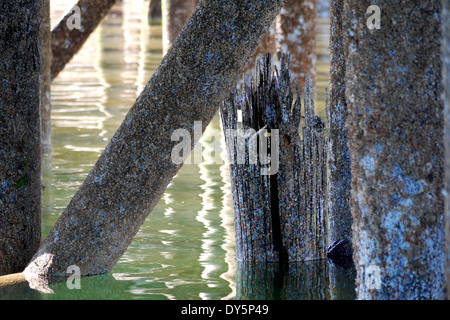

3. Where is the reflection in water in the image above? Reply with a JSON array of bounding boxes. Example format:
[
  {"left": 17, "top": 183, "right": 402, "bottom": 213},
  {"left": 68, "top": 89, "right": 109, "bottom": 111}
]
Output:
[
  {"left": 136, "top": 0, "right": 152, "bottom": 94},
  {"left": 235, "top": 261, "right": 327, "bottom": 300},
  {"left": 219, "top": 122, "right": 238, "bottom": 300},
  {"left": 195, "top": 117, "right": 235, "bottom": 300},
  {"left": 198, "top": 131, "right": 219, "bottom": 299},
  {"left": 236, "top": 260, "right": 355, "bottom": 300},
  {"left": 328, "top": 259, "right": 357, "bottom": 300}
]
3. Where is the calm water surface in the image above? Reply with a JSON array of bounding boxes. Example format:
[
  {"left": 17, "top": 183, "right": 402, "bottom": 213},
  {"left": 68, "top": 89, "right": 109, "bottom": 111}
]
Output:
[{"left": 2, "top": 0, "right": 355, "bottom": 300}]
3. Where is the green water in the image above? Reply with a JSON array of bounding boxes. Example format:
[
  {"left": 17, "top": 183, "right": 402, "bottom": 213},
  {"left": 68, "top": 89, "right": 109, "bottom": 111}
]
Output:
[{"left": 1, "top": 0, "right": 355, "bottom": 300}]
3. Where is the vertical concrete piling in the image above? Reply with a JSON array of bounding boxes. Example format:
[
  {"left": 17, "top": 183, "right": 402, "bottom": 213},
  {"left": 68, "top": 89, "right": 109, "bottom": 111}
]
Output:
[
  {"left": 327, "top": 0, "right": 352, "bottom": 250},
  {"left": 40, "top": 0, "right": 52, "bottom": 154},
  {"left": 344, "top": 0, "right": 445, "bottom": 299},
  {"left": 276, "top": 0, "right": 317, "bottom": 90},
  {"left": 242, "top": 23, "right": 278, "bottom": 86},
  {"left": 0, "top": 0, "right": 42, "bottom": 276}
]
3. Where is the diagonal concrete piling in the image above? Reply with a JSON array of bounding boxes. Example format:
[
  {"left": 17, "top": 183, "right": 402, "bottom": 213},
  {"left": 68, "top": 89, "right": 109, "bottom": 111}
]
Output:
[
  {"left": 51, "top": 0, "right": 119, "bottom": 80},
  {"left": 24, "top": 0, "right": 287, "bottom": 285}
]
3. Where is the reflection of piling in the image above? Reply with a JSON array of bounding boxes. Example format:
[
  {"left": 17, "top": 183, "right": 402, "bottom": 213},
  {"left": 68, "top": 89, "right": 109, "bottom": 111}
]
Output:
[
  {"left": 235, "top": 260, "right": 330, "bottom": 300},
  {"left": 220, "top": 54, "right": 328, "bottom": 263},
  {"left": 148, "top": 0, "right": 162, "bottom": 21},
  {"left": 327, "top": 258, "right": 356, "bottom": 300}
]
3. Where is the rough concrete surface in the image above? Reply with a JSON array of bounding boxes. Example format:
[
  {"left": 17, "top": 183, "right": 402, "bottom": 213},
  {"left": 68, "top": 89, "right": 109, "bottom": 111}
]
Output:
[
  {"left": 344, "top": 0, "right": 445, "bottom": 299},
  {"left": 0, "top": 0, "right": 42, "bottom": 276}
]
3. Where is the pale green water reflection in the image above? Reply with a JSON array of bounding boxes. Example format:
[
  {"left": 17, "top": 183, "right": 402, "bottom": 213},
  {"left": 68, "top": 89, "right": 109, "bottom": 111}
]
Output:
[{"left": 2, "top": 0, "right": 355, "bottom": 300}]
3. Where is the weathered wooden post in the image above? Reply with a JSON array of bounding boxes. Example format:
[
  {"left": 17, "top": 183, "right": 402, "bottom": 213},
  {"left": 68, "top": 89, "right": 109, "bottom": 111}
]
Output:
[
  {"left": 344, "top": 0, "right": 445, "bottom": 299},
  {"left": 220, "top": 87, "right": 275, "bottom": 262},
  {"left": 24, "top": 0, "right": 287, "bottom": 285},
  {"left": 0, "top": 0, "right": 43, "bottom": 276},
  {"left": 276, "top": 0, "right": 317, "bottom": 90},
  {"left": 442, "top": 0, "right": 450, "bottom": 299},
  {"left": 221, "top": 54, "right": 328, "bottom": 263}
]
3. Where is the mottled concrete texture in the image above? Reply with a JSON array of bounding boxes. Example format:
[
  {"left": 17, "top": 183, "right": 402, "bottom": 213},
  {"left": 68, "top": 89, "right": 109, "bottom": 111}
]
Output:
[
  {"left": 442, "top": 0, "right": 450, "bottom": 299},
  {"left": 276, "top": 0, "right": 317, "bottom": 89},
  {"left": 328, "top": 0, "right": 352, "bottom": 246},
  {"left": 25, "top": 0, "right": 287, "bottom": 283},
  {"left": 162, "top": 0, "right": 199, "bottom": 52},
  {"left": 51, "top": 0, "right": 118, "bottom": 80},
  {"left": 344, "top": 1, "right": 445, "bottom": 299},
  {"left": 0, "top": 1, "right": 42, "bottom": 276}
]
